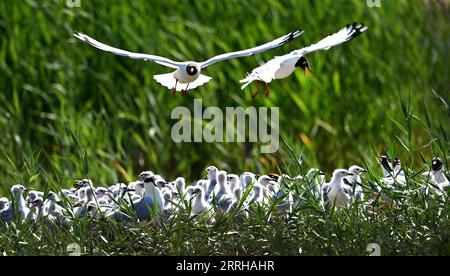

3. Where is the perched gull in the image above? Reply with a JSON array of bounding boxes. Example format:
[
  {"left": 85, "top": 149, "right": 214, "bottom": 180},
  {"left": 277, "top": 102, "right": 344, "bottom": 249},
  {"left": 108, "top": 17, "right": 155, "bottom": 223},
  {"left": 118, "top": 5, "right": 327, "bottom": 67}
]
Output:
[
  {"left": 240, "top": 172, "right": 257, "bottom": 189},
  {"left": 133, "top": 177, "right": 165, "bottom": 221},
  {"left": 240, "top": 23, "right": 367, "bottom": 97},
  {"left": 304, "top": 168, "right": 326, "bottom": 202},
  {"left": 174, "top": 177, "right": 186, "bottom": 198},
  {"left": 74, "top": 30, "right": 302, "bottom": 95},
  {"left": 29, "top": 197, "right": 46, "bottom": 222},
  {"left": 26, "top": 190, "right": 44, "bottom": 206},
  {"left": 380, "top": 157, "right": 406, "bottom": 188},
  {"left": 347, "top": 165, "right": 367, "bottom": 201},
  {"left": 215, "top": 171, "right": 230, "bottom": 203},
  {"left": 0, "top": 185, "right": 30, "bottom": 223},
  {"left": 431, "top": 157, "right": 449, "bottom": 192},
  {"left": 322, "top": 169, "right": 354, "bottom": 209},
  {"left": 227, "top": 174, "right": 241, "bottom": 192},
  {"left": 227, "top": 187, "right": 243, "bottom": 213},
  {"left": 214, "top": 171, "right": 233, "bottom": 213},
  {"left": 204, "top": 166, "right": 218, "bottom": 202},
  {"left": 138, "top": 171, "right": 154, "bottom": 181},
  {"left": 190, "top": 186, "right": 214, "bottom": 222},
  {"left": 245, "top": 184, "right": 265, "bottom": 206},
  {"left": 74, "top": 187, "right": 95, "bottom": 217}
]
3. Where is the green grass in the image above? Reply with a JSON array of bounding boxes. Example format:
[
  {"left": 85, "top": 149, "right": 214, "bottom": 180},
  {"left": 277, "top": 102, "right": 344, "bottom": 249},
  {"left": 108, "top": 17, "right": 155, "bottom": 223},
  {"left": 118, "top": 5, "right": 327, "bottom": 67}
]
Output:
[{"left": 0, "top": 0, "right": 449, "bottom": 255}]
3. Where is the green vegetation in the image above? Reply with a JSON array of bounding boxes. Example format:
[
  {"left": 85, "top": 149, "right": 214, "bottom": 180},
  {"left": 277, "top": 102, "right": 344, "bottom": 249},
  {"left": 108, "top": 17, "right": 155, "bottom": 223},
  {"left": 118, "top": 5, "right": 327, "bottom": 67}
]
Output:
[{"left": 0, "top": 0, "right": 448, "bottom": 255}]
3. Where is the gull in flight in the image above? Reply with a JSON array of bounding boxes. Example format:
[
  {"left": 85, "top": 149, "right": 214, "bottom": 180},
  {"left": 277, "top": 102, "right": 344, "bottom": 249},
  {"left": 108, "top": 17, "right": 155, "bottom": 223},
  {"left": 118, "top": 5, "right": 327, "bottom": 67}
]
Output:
[
  {"left": 240, "top": 22, "right": 367, "bottom": 97},
  {"left": 74, "top": 30, "right": 303, "bottom": 95}
]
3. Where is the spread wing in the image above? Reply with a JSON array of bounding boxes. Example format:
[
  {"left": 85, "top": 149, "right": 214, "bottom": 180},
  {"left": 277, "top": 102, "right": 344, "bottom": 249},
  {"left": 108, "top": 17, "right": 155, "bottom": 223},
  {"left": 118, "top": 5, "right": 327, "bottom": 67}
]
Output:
[
  {"left": 292, "top": 23, "right": 367, "bottom": 56},
  {"left": 74, "top": 32, "right": 183, "bottom": 69},
  {"left": 200, "top": 30, "right": 303, "bottom": 68}
]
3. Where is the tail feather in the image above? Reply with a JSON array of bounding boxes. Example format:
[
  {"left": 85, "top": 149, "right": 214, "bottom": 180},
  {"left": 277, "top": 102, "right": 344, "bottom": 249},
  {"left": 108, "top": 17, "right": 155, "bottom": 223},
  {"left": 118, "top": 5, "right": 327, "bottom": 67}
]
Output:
[{"left": 153, "top": 73, "right": 212, "bottom": 91}]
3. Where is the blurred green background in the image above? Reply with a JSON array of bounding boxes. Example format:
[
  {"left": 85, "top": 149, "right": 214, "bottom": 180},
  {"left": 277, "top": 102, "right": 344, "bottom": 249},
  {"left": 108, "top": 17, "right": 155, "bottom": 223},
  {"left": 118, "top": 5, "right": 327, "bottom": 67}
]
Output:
[{"left": 0, "top": 0, "right": 448, "bottom": 193}]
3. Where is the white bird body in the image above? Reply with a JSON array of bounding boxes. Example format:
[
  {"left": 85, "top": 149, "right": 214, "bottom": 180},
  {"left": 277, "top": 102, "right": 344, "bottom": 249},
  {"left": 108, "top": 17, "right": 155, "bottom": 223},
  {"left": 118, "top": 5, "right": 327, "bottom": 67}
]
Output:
[
  {"left": 322, "top": 170, "right": 353, "bottom": 209},
  {"left": 347, "top": 165, "right": 367, "bottom": 201},
  {"left": 1, "top": 185, "right": 30, "bottom": 222},
  {"left": 133, "top": 177, "right": 165, "bottom": 221},
  {"left": 191, "top": 187, "right": 214, "bottom": 221}
]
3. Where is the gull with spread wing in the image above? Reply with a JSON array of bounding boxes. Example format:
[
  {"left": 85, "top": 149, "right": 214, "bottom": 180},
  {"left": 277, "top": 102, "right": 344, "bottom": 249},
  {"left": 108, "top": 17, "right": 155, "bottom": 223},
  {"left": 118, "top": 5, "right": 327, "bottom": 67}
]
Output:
[
  {"left": 74, "top": 30, "right": 302, "bottom": 95},
  {"left": 240, "top": 23, "right": 367, "bottom": 97}
]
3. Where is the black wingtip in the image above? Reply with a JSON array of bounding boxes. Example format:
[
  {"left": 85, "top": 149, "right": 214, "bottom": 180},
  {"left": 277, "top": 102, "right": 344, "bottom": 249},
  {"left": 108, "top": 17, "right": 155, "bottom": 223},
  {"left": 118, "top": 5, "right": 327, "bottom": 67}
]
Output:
[
  {"left": 346, "top": 22, "right": 367, "bottom": 40},
  {"left": 278, "top": 30, "right": 303, "bottom": 46}
]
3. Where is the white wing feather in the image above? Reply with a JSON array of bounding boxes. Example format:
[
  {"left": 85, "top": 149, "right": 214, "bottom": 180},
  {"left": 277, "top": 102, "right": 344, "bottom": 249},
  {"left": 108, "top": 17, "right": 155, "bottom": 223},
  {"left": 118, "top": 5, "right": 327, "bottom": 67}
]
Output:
[
  {"left": 200, "top": 30, "right": 303, "bottom": 68},
  {"left": 292, "top": 23, "right": 367, "bottom": 56},
  {"left": 74, "top": 32, "right": 183, "bottom": 69}
]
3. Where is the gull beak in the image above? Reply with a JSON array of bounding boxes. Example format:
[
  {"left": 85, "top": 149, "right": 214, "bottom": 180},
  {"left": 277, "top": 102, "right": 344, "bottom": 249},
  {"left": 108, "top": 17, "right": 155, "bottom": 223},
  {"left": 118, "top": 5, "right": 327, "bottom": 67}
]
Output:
[{"left": 304, "top": 66, "right": 313, "bottom": 76}]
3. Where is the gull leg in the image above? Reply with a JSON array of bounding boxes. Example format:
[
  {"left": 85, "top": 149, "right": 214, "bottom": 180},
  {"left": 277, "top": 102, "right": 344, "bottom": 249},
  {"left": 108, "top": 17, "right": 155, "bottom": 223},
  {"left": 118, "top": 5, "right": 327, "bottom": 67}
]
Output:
[
  {"left": 182, "top": 83, "right": 190, "bottom": 96},
  {"left": 172, "top": 79, "right": 178, "bottom": 96},
  {"left": 251, "top": 81, "right": 260, "bottom": 98},
  {"left": 264, "top": 83, "right": 270, "bottom": 97}
]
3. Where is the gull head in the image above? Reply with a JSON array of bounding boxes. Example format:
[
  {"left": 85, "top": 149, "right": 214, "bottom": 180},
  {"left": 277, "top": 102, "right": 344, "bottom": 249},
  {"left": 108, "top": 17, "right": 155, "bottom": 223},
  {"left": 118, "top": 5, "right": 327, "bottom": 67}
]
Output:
[
  {"left": 332, "top": 169, "right": 353, "bottom": 180},
  {"left": 139, "top": 171, "right": 154, "bottom": 181},
  {"left": 393, "top": 157, "right": 401, "bottom": 169},
  {"left": 226, "top": 174, "right": 240, "bottom": 190},
  {"left": 206, "top": 166, "right": 218, "bottom": 179},
  {"left": 26, "top": 190, "right": 43, "bottom": 203},
  {"left": 47, "top": 192, "right": 61, "bottom": 203},
  {"left": 11, "top": 184, "right": 28, "bottom": 197},
  {"left": 143, "top": 176, "right": 156, "bottom": 185},
  {"left": 191, "top": 186, "right": 205, "bottom": 197},
  {"left": 74, "top": 179, "right": 92, "bottom": 189},
  {"left": 349, "top": 165, "right": 367, "bottom": 176},
  {"left": 155, "top": 179, "right": 167, "bottom": 189},
  {"left": 175, "top": 177, "right": 185, "bottom": 193},
  {"left": 186, "top": 63, "right": 199, "bottom": 76},
  {"left": 30, "top": 197, "right": 44, "bottom": 208},
  {"left": 431, "top": 157, "right": 443, "bottom": 172},
  {"left": 306, "top": 168, "right": 326, "bottom": 178},
  {"left": 257, "top": 175, "right": 273, "bottom": 187},
  {"left": 95, "top": 187, "right": 109, "bottom": 198},
  {"left": 295, "top": 56, "right": 312, "bottom": 75}
]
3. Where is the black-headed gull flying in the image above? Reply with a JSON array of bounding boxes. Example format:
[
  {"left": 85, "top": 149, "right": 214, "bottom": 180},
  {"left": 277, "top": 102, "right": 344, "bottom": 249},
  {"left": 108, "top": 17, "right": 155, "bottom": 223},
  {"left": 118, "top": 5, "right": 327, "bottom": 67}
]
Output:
[
  {"left": 74, "top": 30, "right": 303, "bottom": 95},
  {"left": 240, "top": 23, "right": 367, "bottom": 97}
]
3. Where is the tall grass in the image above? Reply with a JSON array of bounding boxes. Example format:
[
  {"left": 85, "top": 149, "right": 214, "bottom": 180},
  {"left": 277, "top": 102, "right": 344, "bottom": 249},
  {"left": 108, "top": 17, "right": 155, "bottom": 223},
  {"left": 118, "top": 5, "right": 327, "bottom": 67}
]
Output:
[{"left": 0, "top": 0, "right": 448, "bottom": 255}]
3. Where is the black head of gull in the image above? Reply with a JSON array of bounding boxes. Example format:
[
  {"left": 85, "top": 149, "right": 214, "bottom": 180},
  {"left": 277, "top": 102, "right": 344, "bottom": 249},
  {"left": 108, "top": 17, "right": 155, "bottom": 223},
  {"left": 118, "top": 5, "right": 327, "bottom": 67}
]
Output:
[
  {"left": 432, "top": 157, "right": 443, "bottom": 172},
  {"left": 138, "top": 171, "right": 154, "bottom": 181},
  {"left": 186, "top": 64, "right": 198, "bottom": 76},
  {"left": 295, "top": 56, "right": 312, "bottom": 75}
]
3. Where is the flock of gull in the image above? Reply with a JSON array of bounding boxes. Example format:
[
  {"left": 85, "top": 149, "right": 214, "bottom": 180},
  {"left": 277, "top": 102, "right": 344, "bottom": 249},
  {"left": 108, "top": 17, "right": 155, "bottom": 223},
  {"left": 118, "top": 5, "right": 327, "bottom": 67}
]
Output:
[{"left": 0, "top": 156, "right": 448, "bottom": 228}]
